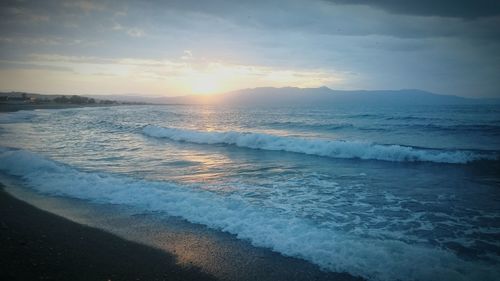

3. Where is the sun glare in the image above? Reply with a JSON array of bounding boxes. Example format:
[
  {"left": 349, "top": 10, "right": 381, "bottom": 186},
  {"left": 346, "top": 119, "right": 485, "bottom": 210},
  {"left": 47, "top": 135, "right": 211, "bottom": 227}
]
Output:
[{"left": 191, "top": 76, "right": 219, "bottom": 95}]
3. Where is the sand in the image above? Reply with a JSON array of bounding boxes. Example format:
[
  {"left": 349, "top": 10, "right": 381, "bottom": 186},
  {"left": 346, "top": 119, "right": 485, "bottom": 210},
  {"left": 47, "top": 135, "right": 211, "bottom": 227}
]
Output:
[{"left": 0, "top": 186, "right": 217, "bottom": 281}]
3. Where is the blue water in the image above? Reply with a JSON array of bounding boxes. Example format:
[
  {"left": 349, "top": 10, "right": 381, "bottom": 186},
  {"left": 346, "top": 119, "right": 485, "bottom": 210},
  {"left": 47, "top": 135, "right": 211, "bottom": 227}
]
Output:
[{"left": 0, "top": 104, "right": 499, "bottom": 281}]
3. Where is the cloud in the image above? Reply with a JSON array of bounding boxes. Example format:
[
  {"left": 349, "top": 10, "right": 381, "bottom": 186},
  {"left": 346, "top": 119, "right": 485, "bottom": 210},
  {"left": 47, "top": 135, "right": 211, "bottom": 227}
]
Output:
[
  {"left": 0, "top": 0, "right": 499, "bottom": 97},
  {"left": 324, "top": 0, "right": 500, "bottom": 19},
  {"left": 0, "top": 61, "right": 73, "bottom": 72},
  {"left": 62, "top": 0, "right": 105, "bottom": 13},
  {"left": 181, "top": 50, "right": 193, "bottom": 60},
  {"left": 126, "top": 28, "right": 145, "bottom": 38},
  {"left": 3, "top": 52, "right": 343, "bottom": 95},
  {"left": 111, "top": 21, "right": 145, "bottom": 38}
]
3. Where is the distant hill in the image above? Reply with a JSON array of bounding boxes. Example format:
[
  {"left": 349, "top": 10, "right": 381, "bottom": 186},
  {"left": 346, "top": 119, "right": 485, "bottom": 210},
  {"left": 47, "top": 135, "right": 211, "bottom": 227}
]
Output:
[
  {"left": 5, "top": 88, "right": 499, "bottom": 107},
  {"left": 0, "top": 92, "right": 63, "bottom": 100},
  {"left": 105, "top": 87, "right": 497, "bottom": 106},
  {"left": 84, "top": 94, "right": 207, "bottom": 105},
  {"left": 0, "top": 92, "right": 135, "bottom": 105}
]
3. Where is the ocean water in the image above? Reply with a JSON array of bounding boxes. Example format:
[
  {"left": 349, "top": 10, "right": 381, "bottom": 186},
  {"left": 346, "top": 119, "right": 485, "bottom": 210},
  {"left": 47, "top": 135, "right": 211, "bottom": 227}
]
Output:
[{"left": 0, "top": 104, "right": 499, "bottom": 281}]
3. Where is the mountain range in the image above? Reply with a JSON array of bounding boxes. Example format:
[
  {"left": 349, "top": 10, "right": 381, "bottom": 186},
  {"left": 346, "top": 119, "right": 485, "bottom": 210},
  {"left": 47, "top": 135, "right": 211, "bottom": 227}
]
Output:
[{"left": 86, "top": 87, "right": 499, "bottom": 106}]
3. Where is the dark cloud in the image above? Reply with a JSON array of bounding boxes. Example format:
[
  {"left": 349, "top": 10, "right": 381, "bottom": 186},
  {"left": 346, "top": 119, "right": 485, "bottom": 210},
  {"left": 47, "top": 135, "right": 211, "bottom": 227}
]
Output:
[{"left": 325, "top": 0, "right": 500, "bottom": 19}]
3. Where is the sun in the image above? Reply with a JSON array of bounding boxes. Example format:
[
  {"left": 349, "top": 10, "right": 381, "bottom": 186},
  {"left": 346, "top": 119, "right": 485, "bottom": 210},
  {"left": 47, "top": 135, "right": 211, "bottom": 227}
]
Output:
[{"left": 191, "top": 76, "right": 219, "bottom": 95}]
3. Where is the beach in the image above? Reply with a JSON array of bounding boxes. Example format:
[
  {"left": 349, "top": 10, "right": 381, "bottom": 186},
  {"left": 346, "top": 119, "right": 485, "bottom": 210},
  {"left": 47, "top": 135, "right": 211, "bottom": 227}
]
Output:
[
  {"left": 0, "top": 104, "right": 363, "bottom": 281},
  {"left": 1, "top": 104, "right": 499, "bottom": 281},
  {"left": 0, "top": 185, "right": 217, "bottom": 281},
  {"left": 0, "top": 182, "right": 362, "bottom": 281}
]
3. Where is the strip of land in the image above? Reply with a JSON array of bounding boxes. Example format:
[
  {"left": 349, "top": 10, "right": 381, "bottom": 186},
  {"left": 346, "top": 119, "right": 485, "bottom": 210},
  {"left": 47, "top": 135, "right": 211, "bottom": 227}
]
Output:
[
  {"left": 0, "top": 92, "right": 147, "bottom": 112},
  {"left": 0, "top": 103, "right": 118, "bottom": 112},
  {"left": 0, "top": 186, "right": 217, "bottom": 281}
]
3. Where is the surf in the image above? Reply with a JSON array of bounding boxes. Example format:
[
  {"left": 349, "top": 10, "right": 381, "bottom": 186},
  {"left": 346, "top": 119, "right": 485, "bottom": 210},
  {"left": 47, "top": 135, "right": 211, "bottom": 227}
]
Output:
[
  {"left": 142, "top": 125, "right": 496, "bottom": 164},
  {"left": 0, "top": 147, "right": 498, "bottom": 281}
]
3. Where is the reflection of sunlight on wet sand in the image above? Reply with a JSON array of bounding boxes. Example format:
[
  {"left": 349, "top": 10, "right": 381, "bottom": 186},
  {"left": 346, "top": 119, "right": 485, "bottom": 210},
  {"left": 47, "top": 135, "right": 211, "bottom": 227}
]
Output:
[
  {"left": 2, "top": 185, "right": 261, "bottom": 281},
  {"left": 5, "top": 184, "right": 223, "bottom": 272}
]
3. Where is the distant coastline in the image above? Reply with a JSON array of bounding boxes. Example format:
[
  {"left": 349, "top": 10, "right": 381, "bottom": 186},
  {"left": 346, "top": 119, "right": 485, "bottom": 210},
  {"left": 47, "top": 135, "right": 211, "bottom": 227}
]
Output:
[
  {"left": 3, "top": 87, "right": 499, "bottom": 110},
  {"left": 0, "top": 92, "right": 149, "bottom": 112},
  {"left": 0, "top": 103, "right": 120, "bottom": 112}
]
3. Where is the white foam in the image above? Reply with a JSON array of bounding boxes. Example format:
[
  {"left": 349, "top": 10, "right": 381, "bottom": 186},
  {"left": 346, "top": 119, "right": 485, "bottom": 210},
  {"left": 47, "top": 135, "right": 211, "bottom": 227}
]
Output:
[
  {"left": 142, "top": 125, "right": 493, "bottom": 164},
  {"left": 0, "top": 148, "right": 498, "bottom": 281}
]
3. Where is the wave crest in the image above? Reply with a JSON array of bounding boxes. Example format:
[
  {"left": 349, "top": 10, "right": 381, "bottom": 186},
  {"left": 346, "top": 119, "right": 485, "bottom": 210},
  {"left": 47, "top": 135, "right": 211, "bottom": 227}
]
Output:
[
  {"left": 142, "top": 125, "right": 494, "bottom": 164},
  {"left": 0, "top": 147, "right": 498, "bottom": 281}
]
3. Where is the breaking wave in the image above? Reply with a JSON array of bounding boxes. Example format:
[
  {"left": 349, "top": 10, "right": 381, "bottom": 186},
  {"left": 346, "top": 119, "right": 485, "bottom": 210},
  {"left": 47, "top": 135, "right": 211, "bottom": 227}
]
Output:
[
  {"left": 0, "top": 147, "right": 498, "bottom": 281},
  {"left": 142, "top": 125, "right": 495, "bottom": 164}
]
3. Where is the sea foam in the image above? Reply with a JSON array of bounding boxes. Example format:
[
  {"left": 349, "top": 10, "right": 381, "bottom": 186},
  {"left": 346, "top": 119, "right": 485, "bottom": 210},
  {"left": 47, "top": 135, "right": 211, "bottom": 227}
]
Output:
[
  {"left": 0, "top": 147, "right": 498, "bottom": 281},
  {"left": 142, "top": 125, "right": 493, "bottom": 164}
]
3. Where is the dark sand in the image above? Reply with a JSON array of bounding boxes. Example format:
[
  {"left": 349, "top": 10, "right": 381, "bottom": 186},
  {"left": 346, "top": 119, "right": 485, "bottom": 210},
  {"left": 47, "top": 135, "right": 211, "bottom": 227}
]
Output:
[
  {"left": 0, "top": 183, "right": 364, "bottom": 281},
  {"left": 0, "top": 187, "right": 217, "bottom": 281}
]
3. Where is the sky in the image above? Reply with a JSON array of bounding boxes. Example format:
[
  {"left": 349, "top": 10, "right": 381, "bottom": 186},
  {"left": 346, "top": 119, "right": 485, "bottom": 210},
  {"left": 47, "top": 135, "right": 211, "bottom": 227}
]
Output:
[{"left": 0, "top": 0, "right": 499, "bottom": 97}]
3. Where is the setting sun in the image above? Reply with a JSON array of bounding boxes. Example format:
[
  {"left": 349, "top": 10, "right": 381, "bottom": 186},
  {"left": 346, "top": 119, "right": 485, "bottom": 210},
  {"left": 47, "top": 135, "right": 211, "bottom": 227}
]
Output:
[{"left": 191, "top": 76, "right": 219, "bottom": 95}]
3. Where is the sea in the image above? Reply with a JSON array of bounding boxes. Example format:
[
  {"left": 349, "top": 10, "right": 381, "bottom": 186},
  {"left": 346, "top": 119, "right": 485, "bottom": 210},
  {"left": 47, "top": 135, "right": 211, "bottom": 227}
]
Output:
[{"left": 0, "top": 103, "right": 499, "bottom": 281}]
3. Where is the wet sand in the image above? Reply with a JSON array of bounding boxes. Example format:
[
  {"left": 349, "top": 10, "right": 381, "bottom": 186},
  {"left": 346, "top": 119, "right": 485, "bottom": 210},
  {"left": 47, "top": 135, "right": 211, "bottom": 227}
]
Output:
[
  {"left": 0, "top": 186, "right": 216, "bottom": 281},
  {"left": 0, "top": 182, "right": 366, "bottom": 281}
]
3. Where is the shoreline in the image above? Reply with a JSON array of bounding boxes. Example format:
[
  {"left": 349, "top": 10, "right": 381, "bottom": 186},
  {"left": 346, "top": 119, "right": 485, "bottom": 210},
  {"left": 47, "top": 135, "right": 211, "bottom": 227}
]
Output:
[
  {"left": 0, "top": 181, "right": 363, "bottom": 281},
  {"left": 0, "top": 185, "right": 217, "bottom": 281},
  {"left": 0, "top": 103, "right": 124, "bottom": 113}
]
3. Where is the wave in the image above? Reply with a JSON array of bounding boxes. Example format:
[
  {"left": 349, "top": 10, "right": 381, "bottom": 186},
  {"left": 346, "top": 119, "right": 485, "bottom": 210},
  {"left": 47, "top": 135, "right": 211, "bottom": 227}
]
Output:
[
  {"left": 384, "top": 116, "right": 442, "bottom": 122},
  {"left": 346, "top": 113, "right": 382, "bottom": 119},
  {"left": 0, "top": 110, "right": 38, "bottom": 123},
  {"left": 142, "top": 125, "right": 496, "bottom": 164},
  {"left": 262, "top": 121, "right": 354, "bottom": 131},
  {"left": 0, "top": 147, "right": 498, "bottom": 281},
  {"left": 407, "top": 124, "right": 500, "bottom": 135}
]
